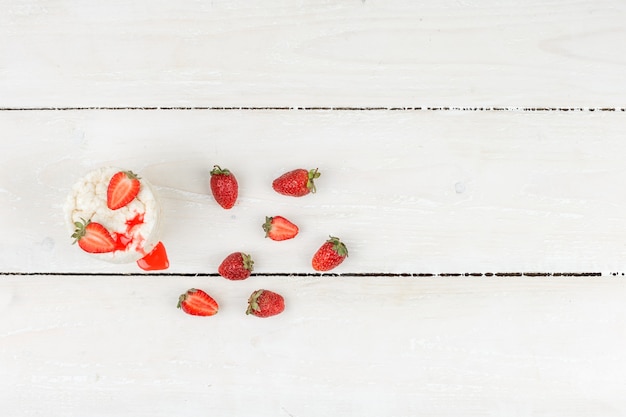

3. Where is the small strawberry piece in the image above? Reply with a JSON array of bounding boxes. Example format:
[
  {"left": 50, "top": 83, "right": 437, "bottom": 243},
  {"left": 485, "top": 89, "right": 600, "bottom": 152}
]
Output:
[
  {"left": 136, "top": 241, "right": 170, "bottom": 271},
  {"left": 263, "top": 216, "right": 299, "bottom": 241},
  {"left": 107, "top": 170, "right": 141, "bottom": 210},
  {"left": 218, "top": 252, "right": 254, "bottom": 280},
  {"left": 246, "top": 289, "right": 285, "bottom": 318},
  {"left": 272, "top": 168, "right": 320, "bottom": 197},
  {"left": 312, "top": 236, "right": 348, "bottom": 271},
  {"left": 177, "top": 288, "right": 219, "bottom": 316},
  {"left": 71, "top": 218, "right": 116, "bottom": 253},
  {"left": 210, "top": 165, "right": 238, "bottom": 209}
]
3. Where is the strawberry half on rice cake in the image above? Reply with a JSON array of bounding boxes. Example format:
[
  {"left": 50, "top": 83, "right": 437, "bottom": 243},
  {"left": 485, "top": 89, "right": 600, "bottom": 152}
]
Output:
[{"left": 65, "top": 167, "right": 169, "bottom": 270}]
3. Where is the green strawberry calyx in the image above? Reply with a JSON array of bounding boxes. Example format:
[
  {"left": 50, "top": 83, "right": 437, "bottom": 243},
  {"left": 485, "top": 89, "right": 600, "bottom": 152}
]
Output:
[
  {"left": 123, "top": 170, "right": 140, "bottom": 180},
  {"left": 306, "top": 168, "right": 321, "bottom": 193},
  {"left": 241, "top": 253, "right": 254, "bottom": 271},
  {"left": 246, "top": 289, "right": 264, "bottom": 315},
  {"left": 177, "top": 288, "right": 197, "bottom": 309},
  {"left": 210, "top": 165, "right": 231, "bottom": 176},
  {"left": 71, "top": 217, "right": 91, "bottom": 244},
  {"left": 262, "top": 216, "right": 274, "bottom": 237},
  {"left": 328, "top": 236, "right": 348, "bottom": 257}
]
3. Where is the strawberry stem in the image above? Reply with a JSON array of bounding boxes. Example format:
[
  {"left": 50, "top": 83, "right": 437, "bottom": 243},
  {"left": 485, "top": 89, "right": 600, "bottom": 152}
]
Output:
[
  {"left": 262, "top": 216, "right": 273, "bottom": 237},
  {"left": 124, "top": 170, "right": 140, "bottom": 180},
  {"left": 328, "top": 236, "right": 348, "bottom": 257},
  {"left": 71, "top": 217, "right": 91, "bottom": 244},
  {"left": 177, "top": 288, "right": 197, "bottom": 309},
  {"left": 242, "top": 253, "right": 254, "bottom": 271},
  {"left": 246, "top": 289, "right": 264, "bottom": 315},
  {"left": 211, "top": 165, "right": 231, "bottom": 176},
  {"left": 177, "top": 293, "right": 186, "bottom": 309},
  {"left": 307, "top": 168, "right": 321, "bottom": 193}
]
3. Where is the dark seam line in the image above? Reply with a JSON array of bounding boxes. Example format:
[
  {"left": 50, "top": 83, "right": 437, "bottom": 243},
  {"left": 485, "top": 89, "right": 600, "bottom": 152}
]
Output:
[
  {"left": 0, "top": 272, "right": 604, "bottom": 277},
  {"left": 0, "top": 107, "right": 624, "bottom": 112}
]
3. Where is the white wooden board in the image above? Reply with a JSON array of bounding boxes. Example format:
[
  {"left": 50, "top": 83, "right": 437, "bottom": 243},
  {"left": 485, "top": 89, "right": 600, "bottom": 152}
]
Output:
[
  {"left": 1, "top": 0, "right": 625, "bottom": 108},
  {"left": 2, "top": 110, "right": 626, "bottom": 274},
  {"left": 2, "top": 275, "right": 626, "bottom": 417},
  {"left": 2, "top": 0, "right": 626, "bottom": 416}
]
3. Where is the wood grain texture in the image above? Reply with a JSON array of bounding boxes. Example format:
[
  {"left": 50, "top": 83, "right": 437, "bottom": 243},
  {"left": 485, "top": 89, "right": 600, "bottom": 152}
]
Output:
[
  {"left": 1, "top": 275, "right": 625, "bottom": 417},
  {"left": 1, "top": 110, "right": 625, "bottom": 274},
  {"left": 2, "top": 1, "right": 626, "bottom": 415},
  {"left": 1, "top": 0, "right": 625, "bottom": 107}
]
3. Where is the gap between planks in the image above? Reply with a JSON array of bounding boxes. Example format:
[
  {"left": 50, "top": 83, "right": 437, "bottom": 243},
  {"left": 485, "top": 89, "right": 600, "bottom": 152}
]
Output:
[
  {"left": 0, "top": 272, "right": 606, "bottom": 277},
  {"left": 0, "top": 107, "right": 624, "bottom": 112}
]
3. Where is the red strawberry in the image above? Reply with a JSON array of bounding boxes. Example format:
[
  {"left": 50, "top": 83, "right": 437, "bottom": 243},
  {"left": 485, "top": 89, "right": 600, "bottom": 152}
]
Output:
[
  {"left": 246, "top": 289, "right": 285, "bottom": 318},
  {"left": 107, "top": 170, "right": 141, "bottom": 210},
  {"left": 262, "top": 216, "right": 299, "bottom": 241},
  {"left": 312, "top": 236, "right": 348, "bottom": 271},
  {"left": 218, "top": 252, "right": 254, "bottom": 280},
  {"left": 210, "top": 165, "right": 238, "bottom": 209},
  {"left": 177, "top": 288, "right": 219, "bottom": 316},
  {"left": 136, "top": 241, "right": 170, "bottom": 271},
  {"left": 71, "top": 218, "right": 116, "bottom": 253},
  {"left": 272, "top": 168, "right": 320, "bottom": 197}
]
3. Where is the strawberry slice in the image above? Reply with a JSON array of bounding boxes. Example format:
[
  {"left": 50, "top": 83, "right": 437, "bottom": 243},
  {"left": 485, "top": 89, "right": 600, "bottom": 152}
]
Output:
[
  {"left": 262, "top": 216, "right": 299, "bottom": 241},
  {"left": 71, "top": 218, "right": 116, "bottom": 253},
  {"left": 107, "top": 170, "right": 141, "bottom": 210},
  {"left": 136, "top": 242, "right": 169, "bottom": 271},
  {"left": 177, "top": 288, "right": 219, "bottom": 316}
]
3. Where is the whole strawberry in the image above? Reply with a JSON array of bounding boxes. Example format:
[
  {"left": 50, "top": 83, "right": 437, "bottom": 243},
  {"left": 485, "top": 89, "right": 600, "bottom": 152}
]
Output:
[
  {"left": 272, "top": 168, "right": 320, "bottom": 197},
  {"left": 210, "top": 165, "right": 238, "bottom": 209},
  {"left": 312, "top": 236, "right": 348, "bottom": 271},
  {"left": 246, "top": 289, "right": 285, "bottom": 318},
  {"left": 71, "top": 218, "right": 117, "bottom": 253},
  {"left": 218, "top": 252, "right": 254, "bottom": 280},
  {"left": 107, "top": 170, "right": 141, "bottom": 210},
  {"left": 177, "top": 288, "right": 219, "bottom": 316},
  {"left": 263, "top": 216, "right": 299, "bottom": 241}
]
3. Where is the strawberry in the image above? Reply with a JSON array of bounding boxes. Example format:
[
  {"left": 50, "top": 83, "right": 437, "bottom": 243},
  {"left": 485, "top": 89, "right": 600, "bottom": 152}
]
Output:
[
  {"left": 107, "top": 170, "right": 141, "bottom": 210},
  {"left": 136, "top": 241, "right": 170, "bottom": 271},
  {"left": 262, "top": 216, "right": 299, "bottom": 241},
  {"left": 312, "top": 236, "right": 348, "bottom": 271},
  {"left": 177, "top": 288, "right": 219, "bottom": 316},
  {"left": 71, "top": 218, "right": 116, "bottom": 253},
  {"left": 246, "top": 289, "right": 285, "bottom": 318},
  {"left": 210, "top": 165, "right": 238, "bottom": 209},
  {"left": 218, "top": 252, "right": 254, "bottom": 280},
  {"left": 272, "top": 168, "right": 320, "bottom": 197}
]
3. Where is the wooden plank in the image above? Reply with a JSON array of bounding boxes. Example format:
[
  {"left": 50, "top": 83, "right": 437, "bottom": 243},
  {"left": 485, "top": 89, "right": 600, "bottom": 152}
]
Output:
[
  {"left": 3, "top": 2, "right": 625, "bottom": 415},
  {"left": 1, "top": 0, "right": 625, "bottom": 107},
  {"left": 1, "top": 109, "right": 625, "bottom": 274},
  {"left": 1, "top": 275, "right": 625, "bottom": 416}
]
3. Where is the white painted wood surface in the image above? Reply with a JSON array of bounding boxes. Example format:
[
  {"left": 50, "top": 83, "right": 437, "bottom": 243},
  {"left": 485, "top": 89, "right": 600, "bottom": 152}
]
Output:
[
  {"left": 2, "top": 275, "right": 626, "bottom": 416},
  {"left": 2, "top": 110, "right": 626, "bottom": 274},
  {"left": 1, "top": 0, "right": 625, "bottom": 107},
  {"left": 2, "top": 1, "right": 626, "bottom": 416}
]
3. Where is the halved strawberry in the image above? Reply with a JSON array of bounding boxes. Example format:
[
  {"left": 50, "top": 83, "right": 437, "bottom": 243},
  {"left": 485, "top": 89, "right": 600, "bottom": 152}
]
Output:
[
  {"left": 263, "top": 216, "right": 299, "bottom": 241},
  {"left": 71, "top": 218, "right": 116, "bottom": 253},
  {"left": 107, "top": 170, "right": 141, "bottom": 210},
  {"left": 177, "top": 288, "right": 219, "bottom": 316}
]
